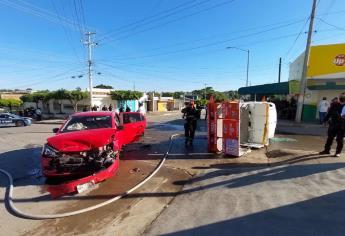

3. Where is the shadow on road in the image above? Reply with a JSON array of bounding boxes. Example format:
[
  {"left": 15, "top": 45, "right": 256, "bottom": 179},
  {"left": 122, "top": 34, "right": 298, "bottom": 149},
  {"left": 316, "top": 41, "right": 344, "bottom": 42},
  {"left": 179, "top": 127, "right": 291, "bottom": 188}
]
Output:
[
  {"left": 163, "top": 188, "right": 345, "bottom": 236},
  {"left": 0, "top": 148, "right": 44, "bottom": 188}
]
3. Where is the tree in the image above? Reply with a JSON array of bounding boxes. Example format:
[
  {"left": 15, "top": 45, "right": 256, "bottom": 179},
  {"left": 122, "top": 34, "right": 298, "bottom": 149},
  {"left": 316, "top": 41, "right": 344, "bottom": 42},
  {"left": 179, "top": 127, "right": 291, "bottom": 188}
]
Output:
[
  {"left": 110, "top": 90, "right": 143, "bottom": 101},
  {"left": 192, "top": 87, "right": 215, "bottom": 100},
  {"left": 173, "top": 91, "right": 185, "bottom": 99},
  {"left": 50, "top": 89, "right": 70, "bottom": 113},
  {"left": 0, "top": 99, "right": 22, "bottom": 112},
  {"left": 161, "top": 92, "right": 173, "bottom": 97},
  {"left": 67, "top": 90, "right": 89, "bottom": 112},
  {"left": 0, "top": 99, "right": 9, "bottom": 108},
  {"left": 20, "top": 91, "right": 50, "bottom": 108},
  {"left": 225, "top": 90, "right": 239, "bottom": 100},
  {"left": 20, "top": 94, "right": 34, "bottom": 103},
  {"left": 94, "top": 84, "right": 113, "bottom": 89},
  {"left": 195, "top": 99, "right": 208, "bottom": 106},
  {"left": 33, "top": 92, "right": 49, "bottom": 108},
  {"left": 213, "top": 92, "right": 228, "bottom": 102}
]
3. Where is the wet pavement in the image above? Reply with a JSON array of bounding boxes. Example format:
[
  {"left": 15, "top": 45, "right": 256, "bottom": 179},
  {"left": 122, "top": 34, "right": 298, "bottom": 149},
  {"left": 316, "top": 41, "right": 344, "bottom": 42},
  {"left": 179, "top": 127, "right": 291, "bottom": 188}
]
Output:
[{"left": 1, "top": 113, "right": 345, "bottom": 236}]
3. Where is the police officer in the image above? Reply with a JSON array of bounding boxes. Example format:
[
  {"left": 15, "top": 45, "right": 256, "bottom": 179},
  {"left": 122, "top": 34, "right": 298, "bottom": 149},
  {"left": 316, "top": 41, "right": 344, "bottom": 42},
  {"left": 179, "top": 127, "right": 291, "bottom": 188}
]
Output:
[
  {"left": 319, "top": 94, "right": 345, "bottom": 157},
  {"left": 181, "top": 101, "right": 199, "bottom": 146}
]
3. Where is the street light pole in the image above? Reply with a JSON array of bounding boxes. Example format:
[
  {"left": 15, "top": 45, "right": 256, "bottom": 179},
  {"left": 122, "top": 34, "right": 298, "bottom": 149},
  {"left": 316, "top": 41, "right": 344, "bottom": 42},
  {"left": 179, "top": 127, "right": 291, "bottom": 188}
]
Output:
[
  {"left": 246, "top": 49, "right": 250, "bottom": 87},
  {"left": 226, "top": 47, "right": 250, "bottom": 87}
]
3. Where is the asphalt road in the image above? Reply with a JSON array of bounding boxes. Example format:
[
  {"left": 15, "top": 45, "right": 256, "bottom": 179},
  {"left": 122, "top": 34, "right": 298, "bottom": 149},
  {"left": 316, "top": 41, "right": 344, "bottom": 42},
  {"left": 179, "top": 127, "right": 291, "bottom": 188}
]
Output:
[
  {"left": 1, "top": 112, "right": 345, "bottom": 236},
  {"left": 0, "top": 112, "right": 191, "bottom": 236}
]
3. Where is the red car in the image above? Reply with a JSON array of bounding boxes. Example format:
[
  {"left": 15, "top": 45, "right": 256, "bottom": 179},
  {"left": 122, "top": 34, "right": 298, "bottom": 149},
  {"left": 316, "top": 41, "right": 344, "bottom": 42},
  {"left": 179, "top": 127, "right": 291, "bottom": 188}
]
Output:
[{"left": 41, "top": 111, "right": 146, "bottom": 197}]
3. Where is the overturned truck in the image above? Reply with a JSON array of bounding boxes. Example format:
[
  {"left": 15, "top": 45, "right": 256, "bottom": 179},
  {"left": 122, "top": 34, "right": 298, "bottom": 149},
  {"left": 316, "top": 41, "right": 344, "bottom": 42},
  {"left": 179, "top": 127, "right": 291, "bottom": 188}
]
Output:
[{"left": 208, "top": 100, "right": 277, "bottom": 156}]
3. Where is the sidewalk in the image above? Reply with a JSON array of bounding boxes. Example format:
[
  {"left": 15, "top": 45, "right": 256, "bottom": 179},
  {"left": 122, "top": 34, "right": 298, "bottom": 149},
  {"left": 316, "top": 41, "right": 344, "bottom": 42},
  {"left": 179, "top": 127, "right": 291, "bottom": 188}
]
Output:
[
  {"left": 33, "top": 119, "right": 65, "bottom": 125},
  {"left": 276, "top": 119, "right": 327, "bottom": 136}
]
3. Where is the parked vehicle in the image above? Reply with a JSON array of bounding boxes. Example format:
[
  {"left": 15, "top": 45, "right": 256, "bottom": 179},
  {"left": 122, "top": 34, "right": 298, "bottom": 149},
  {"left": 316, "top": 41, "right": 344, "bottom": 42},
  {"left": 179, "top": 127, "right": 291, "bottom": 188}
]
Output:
[
  {"left": 41, "top": 111, "right": 146, "bottom": 178},
  {"left": 0, "top": 113, "right": 32, "bottom": 127}
]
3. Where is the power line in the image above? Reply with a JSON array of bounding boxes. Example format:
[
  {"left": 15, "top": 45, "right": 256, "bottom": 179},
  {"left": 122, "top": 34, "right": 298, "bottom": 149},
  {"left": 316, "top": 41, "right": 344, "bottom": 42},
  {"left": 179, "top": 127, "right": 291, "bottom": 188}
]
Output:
[
  {"left": 317, "top": 18, "right": 345, "bottom": 32},
  {"left": 7, "top": 67, "right": 85, "bottom": 89},
  {"left": 98, "top": 56, "right": 282, "bottom": 76},
  {"left": 98, "top": 62, "right": 205, "bottom": 84},
  {"left": 72, "top": 0, "right": 85, "bottom": 38},
  {"left": 100, "top": 0, "right": 236, "bottom": 44},
  {"left": 284, "top": 0, "right": 321, "bottom": 61},
  {"left": 78, "top": 0, "right": 87, "bottom": 31},
  {"left": 106, "top": 17, "right": 307, "bottom": 60},
  {"left": 111, "top": 21, "right": 302, "bottom": 61},
  {"left": 284, "top": 17, "right": 310, "bottom": 59},
  {"left": 313, "top": 31, "right": 345, "bottom": 43},
  {"left": 50, "top": 0, "right": 84, "bottom": 64},
  {"left": 98, "top": 0, "right": 203, "bottom": 41},
  {"left": 0, "top": 0, "right": 84, "bottom": 31}
]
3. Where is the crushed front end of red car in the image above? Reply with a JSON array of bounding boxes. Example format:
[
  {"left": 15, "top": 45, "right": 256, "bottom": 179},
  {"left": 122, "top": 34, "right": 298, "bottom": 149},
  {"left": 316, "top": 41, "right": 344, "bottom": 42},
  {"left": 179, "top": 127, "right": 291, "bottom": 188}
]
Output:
[
  {"left": 41, "top": 111, "right": 146, "bottom": 197},
  {"left": 41, "top": 112, "right": 120, "bottom": 197},
  {"left": 41, "top": 129, "right": 118, "bottom": 178}
]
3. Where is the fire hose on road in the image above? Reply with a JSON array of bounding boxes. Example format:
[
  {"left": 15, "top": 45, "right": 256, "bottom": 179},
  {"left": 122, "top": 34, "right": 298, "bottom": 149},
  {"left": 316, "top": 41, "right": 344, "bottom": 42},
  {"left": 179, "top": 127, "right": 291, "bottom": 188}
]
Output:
[{"left": 0, "top": 134, "right": 180, "bottom": 220}]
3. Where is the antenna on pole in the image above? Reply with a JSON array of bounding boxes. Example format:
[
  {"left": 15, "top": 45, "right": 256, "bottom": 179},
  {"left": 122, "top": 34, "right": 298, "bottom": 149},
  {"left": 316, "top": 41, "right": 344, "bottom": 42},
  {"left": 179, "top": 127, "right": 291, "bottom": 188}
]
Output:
[{"left": 84, "top": 32, "right": 96, "bottom": 110}]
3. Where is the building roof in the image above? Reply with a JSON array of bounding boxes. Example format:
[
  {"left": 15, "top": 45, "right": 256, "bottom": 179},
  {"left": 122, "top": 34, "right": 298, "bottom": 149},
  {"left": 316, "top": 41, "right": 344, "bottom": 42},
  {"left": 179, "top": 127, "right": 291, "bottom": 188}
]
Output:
[{"left": 238, "top": 82, "right": 289, "bottom": 95}]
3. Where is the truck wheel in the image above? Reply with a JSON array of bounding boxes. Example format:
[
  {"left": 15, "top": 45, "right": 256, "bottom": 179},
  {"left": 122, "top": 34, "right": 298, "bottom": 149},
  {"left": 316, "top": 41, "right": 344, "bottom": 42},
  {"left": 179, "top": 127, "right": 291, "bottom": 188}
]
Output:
[{"left": 15, "top": 121, "right": 24, "bottom": 127}]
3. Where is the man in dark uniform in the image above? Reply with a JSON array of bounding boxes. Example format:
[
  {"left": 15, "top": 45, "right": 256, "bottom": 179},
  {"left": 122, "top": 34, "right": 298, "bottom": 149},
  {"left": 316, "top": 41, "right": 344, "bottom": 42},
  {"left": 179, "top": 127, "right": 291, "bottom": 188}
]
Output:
[
  {"left": 102, "top": 105, "right": 108, "bottom": 111},
  {"left": 181, "top": 101, "right": 199, "bottom": 146},
  {"left": 108, "top": 104, "right": 113, "bottom": 111},
  {"left": 319, "top": 94, "right": 345, "bottom": 157}
]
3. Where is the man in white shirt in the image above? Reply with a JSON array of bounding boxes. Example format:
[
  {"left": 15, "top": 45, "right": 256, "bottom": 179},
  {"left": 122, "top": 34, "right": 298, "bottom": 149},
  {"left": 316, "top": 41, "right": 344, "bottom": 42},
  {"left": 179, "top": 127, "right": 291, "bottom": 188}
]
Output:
[
  {"left": 318, "top": 97, "right": 330, "bottom": 124},
  {"left": 137, "top": 103, "right": 146, "bottom": 115}
]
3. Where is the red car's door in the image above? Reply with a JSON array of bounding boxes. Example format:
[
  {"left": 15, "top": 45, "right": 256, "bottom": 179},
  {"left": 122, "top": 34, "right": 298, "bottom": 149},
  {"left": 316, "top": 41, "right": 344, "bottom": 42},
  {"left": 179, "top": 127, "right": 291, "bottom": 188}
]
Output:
[
  {"left": 122, "top": 112, "right": 146, "bottom": 143},
  {"left": 113, "top": 113, "right": 132, "bottom": 148}
]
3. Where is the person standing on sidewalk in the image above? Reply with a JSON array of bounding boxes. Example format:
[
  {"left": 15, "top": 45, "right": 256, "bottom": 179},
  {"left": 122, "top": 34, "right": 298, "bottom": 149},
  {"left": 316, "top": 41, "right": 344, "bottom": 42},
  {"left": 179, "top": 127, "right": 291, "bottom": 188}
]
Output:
[
  {"left": 137, "top": 103, "right": 146, "bottom": 116},
  {"left": 182, "top": 101, "right": 199, "bottom": 146},
  {"left": 318, "top": 97, "right": 330, "bottom": 124},
  {"left": 102, "top": 105, "right": 108, "bottom": 111},
  {"left": 108, "top": 104, "right": 113, "bottom": 111},
  {"left": 319, "top": 94, "right": 345, "bottom": 157}
]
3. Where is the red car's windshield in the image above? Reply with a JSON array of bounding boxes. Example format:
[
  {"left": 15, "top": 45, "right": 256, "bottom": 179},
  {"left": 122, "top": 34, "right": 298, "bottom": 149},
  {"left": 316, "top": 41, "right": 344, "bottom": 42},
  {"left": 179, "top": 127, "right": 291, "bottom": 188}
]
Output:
[{"left": 61, "top": 115, "right": 112, "bottom": 133}]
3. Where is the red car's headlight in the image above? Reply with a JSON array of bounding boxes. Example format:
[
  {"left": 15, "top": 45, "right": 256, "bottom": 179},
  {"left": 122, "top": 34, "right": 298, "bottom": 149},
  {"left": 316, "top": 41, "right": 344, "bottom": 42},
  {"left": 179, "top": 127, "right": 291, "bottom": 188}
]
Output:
[{"left": 42, "top": 144, "right": 59, "bottom": 158}]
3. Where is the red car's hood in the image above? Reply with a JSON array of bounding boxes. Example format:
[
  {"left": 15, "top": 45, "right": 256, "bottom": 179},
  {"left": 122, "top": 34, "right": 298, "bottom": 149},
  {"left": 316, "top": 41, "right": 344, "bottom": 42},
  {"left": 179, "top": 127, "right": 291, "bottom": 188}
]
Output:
[{"left": 47, "top": 128, "right": 115, "bottom": 152}]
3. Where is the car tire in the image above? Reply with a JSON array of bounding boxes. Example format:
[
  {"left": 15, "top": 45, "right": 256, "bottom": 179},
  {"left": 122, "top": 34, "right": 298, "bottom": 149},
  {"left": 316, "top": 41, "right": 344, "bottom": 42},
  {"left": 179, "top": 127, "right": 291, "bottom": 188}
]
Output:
[{"left": 15, "top": 120, "right": 25, "bottom": 127}]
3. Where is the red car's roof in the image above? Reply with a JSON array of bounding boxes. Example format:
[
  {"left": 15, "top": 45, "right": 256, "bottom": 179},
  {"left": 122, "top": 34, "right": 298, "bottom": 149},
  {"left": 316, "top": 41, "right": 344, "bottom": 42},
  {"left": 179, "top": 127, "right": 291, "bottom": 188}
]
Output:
[{"left": 72, "top": 111, "right": 115, "bottom": 117}]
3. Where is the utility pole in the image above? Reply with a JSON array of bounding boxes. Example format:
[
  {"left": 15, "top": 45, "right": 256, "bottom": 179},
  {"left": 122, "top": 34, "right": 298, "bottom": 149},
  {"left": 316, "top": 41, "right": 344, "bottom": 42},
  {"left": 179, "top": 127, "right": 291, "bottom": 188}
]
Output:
[
  {"left": 84, "top": 32, "right": 96, "bottom": 110},
  {"left": 295, "top": 0, "right": 317, "bottom": 122},
  {"left": 133, "top": 82, "right": 136, "bottom": 91},
  {"left": 278, "top": 57, "right": 282, "bottom": 83}
]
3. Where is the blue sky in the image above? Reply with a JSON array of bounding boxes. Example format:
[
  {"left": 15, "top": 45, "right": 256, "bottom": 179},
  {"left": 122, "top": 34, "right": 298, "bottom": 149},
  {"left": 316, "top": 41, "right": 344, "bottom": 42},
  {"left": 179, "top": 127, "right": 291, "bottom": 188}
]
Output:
[{"left": 0, "top": 0, "right": 345, "bottom": 92}]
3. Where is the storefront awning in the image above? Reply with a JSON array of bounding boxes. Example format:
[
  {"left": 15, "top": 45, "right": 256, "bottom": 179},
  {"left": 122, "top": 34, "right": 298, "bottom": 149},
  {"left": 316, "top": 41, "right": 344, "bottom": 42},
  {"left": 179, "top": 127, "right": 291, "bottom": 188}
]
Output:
[{"left": 238, "top": 82, "right": 289, "bottom": 95}]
